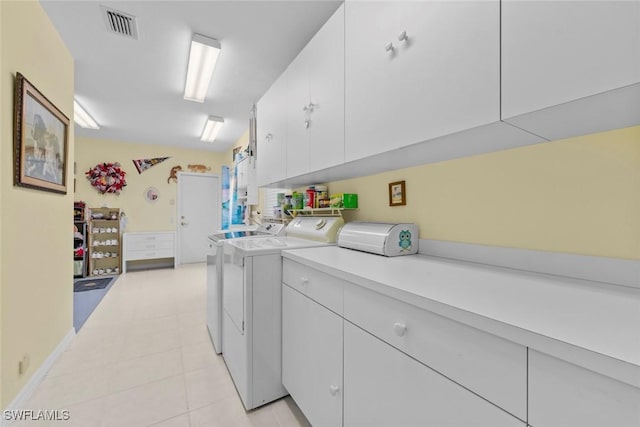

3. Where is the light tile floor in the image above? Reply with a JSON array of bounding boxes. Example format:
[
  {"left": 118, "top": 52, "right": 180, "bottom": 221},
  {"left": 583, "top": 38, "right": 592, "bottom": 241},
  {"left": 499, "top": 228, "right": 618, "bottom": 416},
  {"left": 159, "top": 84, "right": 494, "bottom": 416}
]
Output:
[{"left": 18, "top": 264, "right": 311, "bottom": 427}]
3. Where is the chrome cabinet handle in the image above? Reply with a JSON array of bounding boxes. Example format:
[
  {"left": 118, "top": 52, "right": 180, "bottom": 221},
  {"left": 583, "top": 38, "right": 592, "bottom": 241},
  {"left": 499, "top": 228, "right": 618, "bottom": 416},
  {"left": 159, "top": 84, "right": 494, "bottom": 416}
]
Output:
[{"left": 398, "top": 30, "right": 408, "bottom": 42}]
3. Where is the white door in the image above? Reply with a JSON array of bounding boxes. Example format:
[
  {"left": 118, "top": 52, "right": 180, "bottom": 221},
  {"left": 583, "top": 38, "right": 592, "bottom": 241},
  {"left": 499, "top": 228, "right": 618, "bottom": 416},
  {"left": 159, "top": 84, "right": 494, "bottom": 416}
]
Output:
[{"left": 177, "top": 172, "right": 220, "bottom": 264}]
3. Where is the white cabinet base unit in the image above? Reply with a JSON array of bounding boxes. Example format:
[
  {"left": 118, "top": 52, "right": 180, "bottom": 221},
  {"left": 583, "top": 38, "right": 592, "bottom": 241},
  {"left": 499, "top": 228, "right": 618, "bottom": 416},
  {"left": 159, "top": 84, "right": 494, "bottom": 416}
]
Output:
[
  {"left": 282, "top": 258, "right": 527, "bottom": 427},
  {"left": 122, "top": 232, "right": 176, "bottom": 273},
  {"left": 529, "top": 350, "right": 640, "bottom": 427},
  {"left": 282, "top": 247, "right": 640, "bottom": 427},
  {"left": 343, "top": 322, "right": 524, "bottom": 427},
  {"left": 282, "top": 284, "right": 343, "bottom": 427}
]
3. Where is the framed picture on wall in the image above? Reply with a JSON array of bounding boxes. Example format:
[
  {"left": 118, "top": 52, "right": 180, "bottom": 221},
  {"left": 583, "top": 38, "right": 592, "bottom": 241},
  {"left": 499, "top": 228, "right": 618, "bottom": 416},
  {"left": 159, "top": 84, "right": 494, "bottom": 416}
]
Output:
[
  {"left": 388, "top": 180, "right": 406, "bottom": 206},
  {"left": 14, "top": 72, "right": 69, "bottom": 194}
]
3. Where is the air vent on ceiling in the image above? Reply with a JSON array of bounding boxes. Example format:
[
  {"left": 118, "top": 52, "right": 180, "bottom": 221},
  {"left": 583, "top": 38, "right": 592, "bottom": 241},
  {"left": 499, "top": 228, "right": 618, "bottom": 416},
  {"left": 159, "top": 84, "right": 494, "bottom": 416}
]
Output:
[{"left": 100, "top": 6, "right": 139, "bottom": 39}]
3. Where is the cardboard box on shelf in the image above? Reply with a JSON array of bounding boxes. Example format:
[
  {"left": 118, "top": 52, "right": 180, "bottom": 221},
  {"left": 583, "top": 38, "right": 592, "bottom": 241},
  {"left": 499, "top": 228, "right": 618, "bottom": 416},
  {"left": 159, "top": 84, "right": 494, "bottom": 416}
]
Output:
[{"left": 329, "top": 193, "right": 358, "bottom": 209}]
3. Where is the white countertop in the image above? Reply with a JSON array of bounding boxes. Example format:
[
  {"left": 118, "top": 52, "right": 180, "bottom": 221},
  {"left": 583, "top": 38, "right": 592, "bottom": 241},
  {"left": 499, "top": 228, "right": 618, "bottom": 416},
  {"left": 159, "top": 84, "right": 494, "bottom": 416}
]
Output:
[{"left": 282, "top": 246, "right": 640, "bottom": 387}]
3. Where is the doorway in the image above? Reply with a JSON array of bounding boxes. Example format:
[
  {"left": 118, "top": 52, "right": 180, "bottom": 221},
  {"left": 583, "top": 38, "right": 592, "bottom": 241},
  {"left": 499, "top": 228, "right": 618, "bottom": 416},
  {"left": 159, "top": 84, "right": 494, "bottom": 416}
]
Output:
[{"left": 177, "top": 172, "right": 220, "bottom": 264}]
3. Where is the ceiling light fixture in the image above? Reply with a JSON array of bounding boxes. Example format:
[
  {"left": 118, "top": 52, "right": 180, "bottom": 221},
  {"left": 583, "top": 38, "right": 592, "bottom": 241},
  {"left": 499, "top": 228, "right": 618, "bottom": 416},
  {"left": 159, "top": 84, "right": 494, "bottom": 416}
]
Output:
[
  {"left": 74, "top": 99, "right": 100, "bottom": 129},
  {"left": 201, "top": 116, "right": 224, "bottom": 142},
  {"left": 184, "top": 34, "right": 221, "bottom": 103}
]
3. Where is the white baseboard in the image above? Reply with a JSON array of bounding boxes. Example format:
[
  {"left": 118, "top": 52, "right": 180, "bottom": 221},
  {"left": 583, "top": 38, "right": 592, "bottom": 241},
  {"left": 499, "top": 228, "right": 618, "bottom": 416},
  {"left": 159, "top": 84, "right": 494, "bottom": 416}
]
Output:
[
  {"left": 419, "top": 239, "right": 640, "bottom": 289},
  {"left": 1, "top": 328, "right": 75, "bottom": 426}
]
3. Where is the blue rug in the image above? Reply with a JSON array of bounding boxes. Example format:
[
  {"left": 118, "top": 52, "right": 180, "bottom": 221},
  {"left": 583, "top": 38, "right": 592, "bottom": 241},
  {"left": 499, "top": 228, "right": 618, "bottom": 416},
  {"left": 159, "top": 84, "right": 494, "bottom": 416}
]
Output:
[
  {"left": 74, "top": 277, "right": 111, "bottom": 292},
  {"left": 73, "top": 276, "right": 117, "bottom": 331}
]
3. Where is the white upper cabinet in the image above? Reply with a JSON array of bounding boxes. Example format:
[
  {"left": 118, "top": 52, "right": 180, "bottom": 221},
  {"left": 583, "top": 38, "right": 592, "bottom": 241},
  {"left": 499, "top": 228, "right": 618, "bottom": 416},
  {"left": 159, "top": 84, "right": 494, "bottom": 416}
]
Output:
[
  {"left": 502, "top": 0, "right": 640, "bottom": 140},
  {"left": 257, "top": 73, "right": 287, "bottom": 187},
  {"left": 345, "top": 0, "right": 500, "bottom": 161},
  {"left": 285, "top": 47, "right": 311, "bottom": 179},
  {"left": 307, "top": 4, "right": 345, "bottom": 172},
  {"left": 286, "top": 4, "right": 345, "bottom": 179}
]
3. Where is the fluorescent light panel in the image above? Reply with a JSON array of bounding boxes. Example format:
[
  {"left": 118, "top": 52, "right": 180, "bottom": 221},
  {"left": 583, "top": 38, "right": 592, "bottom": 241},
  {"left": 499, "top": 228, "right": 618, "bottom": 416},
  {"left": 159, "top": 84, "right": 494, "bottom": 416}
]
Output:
[
  {"left": 73, "top": 100, "right": 100, "bottom": 129},
  {"left": 201, "top": 116, "right": 224, "bottom": 142},
  {"left": 184, "top": 34, "right": 221, "bottom": 102}
]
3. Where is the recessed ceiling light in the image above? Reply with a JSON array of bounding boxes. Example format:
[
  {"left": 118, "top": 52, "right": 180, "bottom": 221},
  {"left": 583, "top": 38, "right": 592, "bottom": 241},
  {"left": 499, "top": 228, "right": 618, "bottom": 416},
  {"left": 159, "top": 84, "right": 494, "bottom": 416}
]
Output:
[
  {"left": 184, "top": 34, "right": 221, "bottom": 103},
  {"left": 201, "top": 116, "right": 224, "bottom": 142},
  {"left": 73, "top": 99, "right": 100, "bottom": 129}
]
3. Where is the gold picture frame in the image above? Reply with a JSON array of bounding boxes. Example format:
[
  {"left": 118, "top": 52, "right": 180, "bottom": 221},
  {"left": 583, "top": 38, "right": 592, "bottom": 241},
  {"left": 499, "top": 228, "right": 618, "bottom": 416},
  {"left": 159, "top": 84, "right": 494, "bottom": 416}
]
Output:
[
  {"left": 388, "top": 180, "right": 406, "bottom": 206},
  {"left": 14, "top": 73, "right": 69, "bottom": 194}
]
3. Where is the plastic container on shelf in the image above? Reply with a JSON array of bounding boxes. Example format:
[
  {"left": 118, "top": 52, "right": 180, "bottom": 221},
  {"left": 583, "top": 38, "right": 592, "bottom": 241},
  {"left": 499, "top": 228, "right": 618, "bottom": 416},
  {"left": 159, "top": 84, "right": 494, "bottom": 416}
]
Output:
[
  {"left": 315, "top": 185, "right": 328, "bottom": 208},
  {"left": 304, "top": 186, "right": 316, "bottom": 209},
  {"left": 292, "top": 192, "right": 304, "bottom": 209}
]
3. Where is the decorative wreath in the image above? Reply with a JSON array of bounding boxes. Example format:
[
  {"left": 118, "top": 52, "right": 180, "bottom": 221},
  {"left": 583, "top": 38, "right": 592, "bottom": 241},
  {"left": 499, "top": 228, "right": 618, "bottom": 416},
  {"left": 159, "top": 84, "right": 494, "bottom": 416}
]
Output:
[{"left": 86, "top": 162, "right": 127, "bottom": 194}]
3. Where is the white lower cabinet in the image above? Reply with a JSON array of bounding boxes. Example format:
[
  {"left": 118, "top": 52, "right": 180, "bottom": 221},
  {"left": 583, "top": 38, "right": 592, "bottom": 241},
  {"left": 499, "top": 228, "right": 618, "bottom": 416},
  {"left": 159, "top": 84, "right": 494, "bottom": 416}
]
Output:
[
  {"left": 343, "top": 322, "right": 524, "bottom": 427},
  {"left": 528, "top": 350, "right": 640, "bottom": 427},
  {"left": 282, "top": 284, "right": 343, "bottom": 427}
]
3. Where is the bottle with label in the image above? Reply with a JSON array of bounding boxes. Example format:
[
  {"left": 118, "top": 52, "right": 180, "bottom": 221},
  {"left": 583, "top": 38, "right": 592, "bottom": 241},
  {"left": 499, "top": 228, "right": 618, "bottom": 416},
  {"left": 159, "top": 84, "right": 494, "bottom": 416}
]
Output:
[
  {"left": 304, "top": 186, "right": 315, "bottom": 209},
  {"left": 292, "top": 192, "right": 304, "bottom": 209},
  {"left": 315, "top": 185, "right": 328, "bottom": 208}
]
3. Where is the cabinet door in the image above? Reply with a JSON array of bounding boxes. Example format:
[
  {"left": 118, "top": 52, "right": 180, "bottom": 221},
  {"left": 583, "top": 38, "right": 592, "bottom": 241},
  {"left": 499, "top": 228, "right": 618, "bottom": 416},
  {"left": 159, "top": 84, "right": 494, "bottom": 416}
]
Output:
[
  {"left": 345, "top": 1, "right": 499, "bottom": 162},
  {"left": 282, "top": 285, "right": 343, "bottom": 427},
  {"left": 286, "top": 48, "right": 310, "bottom": 179},
  {"left": 343, "top": 322, "right": 523, "bottom": 427},
  {"left": 529, "top": 350, "right": 640, "bottom": 427},
  {"left": 257, "top": 74, "right": 287, "bottom": 186},
  {"left": 502, "top": 1, "right": 640, "bottom": 119},
  {"left": 308, "top": 4, "right": 345, "bottom": 172}
]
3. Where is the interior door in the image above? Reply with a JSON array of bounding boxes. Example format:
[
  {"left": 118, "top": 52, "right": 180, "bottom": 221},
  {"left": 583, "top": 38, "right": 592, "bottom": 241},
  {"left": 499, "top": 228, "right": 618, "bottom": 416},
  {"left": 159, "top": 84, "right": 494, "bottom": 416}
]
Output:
[{"left": 177, "top": 172, "right": 220, "bottom": 264}]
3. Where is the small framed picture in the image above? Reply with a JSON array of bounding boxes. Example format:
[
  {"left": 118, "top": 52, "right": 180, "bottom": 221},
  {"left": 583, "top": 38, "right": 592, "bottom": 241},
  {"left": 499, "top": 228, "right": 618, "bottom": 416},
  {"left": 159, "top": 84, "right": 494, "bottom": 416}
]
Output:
[{"left": 388, "top": 180, "right": 406, "bottom": 206}]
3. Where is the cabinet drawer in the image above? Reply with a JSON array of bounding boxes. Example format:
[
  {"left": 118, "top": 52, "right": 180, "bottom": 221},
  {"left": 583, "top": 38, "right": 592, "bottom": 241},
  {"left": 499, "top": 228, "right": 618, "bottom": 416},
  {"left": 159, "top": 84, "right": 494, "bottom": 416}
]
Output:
[
  {"left": 126, "top": 239, "right": 174, "bottom": 251},
  {"left": 529, "top": 350, "right": 640, "bottom": 427},
  {"left": 283, "top": 259, "right": 344, "bottom": 315},
  {"left": 126, "top": 248, "right": 174, "bottom": 261},
  {"left": 126, "top": 233, "right": 174, "bottom": 244},
  {"left": 343, "top": 284, "right": 527, "bottom": 420}
]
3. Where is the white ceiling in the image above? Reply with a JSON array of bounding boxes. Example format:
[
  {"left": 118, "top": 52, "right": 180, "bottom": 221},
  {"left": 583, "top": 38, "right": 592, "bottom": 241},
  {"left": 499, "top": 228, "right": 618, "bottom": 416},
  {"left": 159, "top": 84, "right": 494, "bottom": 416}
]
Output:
[{"left": 40, "top": 0, "right": 342, "bottom": 152}]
